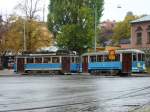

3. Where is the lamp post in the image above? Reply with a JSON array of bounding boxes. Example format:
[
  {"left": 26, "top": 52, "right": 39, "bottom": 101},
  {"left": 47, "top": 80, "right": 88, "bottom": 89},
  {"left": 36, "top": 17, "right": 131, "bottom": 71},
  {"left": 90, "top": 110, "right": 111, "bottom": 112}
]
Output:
[
  {"left": 23, "top": 0, "right": 27, "bottom": 52},
  {"left": 23, "top": 18, "right": 26, "bottom": 52},
  {"left": 94, "top": 3, "right": 97, "bottom": 52}
]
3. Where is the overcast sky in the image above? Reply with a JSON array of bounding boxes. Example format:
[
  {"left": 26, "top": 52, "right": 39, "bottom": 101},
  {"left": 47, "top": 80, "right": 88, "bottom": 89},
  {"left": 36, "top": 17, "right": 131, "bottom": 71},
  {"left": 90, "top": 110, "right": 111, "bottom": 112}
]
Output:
[
  {"left": 0, "top": 0, "right": 150, "bottom": 21},
  {"left": 103, "top": 0, "right": 150, "bottom": 21}
]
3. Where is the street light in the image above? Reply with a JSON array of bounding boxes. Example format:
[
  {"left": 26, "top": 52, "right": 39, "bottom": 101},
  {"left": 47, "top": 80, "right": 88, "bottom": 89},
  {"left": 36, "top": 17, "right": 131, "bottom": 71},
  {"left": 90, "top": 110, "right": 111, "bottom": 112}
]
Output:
[
  {"left": 94, "top": 3, "right": 97, "bottom": 52},
  {"left": 23, "top": 17, "right": 26, "bottom": 52},
  {"left": 23, "top": 0, "right": 27, "bottom": 52}
]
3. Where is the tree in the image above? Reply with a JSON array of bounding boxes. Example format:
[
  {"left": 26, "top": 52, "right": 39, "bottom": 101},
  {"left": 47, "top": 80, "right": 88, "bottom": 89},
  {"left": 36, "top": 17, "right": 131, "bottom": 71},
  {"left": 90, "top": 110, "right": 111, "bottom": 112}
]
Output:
[
  {"left": 14, "top": 0, "right": 52, "bottom": 52},
  {"left": 47, "top": 0, "right": 104, "bottom": 54},
  {"left": 3, "top": 15, "right": 52, "bottom": 53},
  {"left": 15, "top": 0, "right": 44, "bottom": 20},
  {"left": 98, "top": 20, "right": 116, "bottom": 46},
  {"left": 112, "top": 14, "right": 138, "bottom": 44},
  {"left": 0, "top": 15, "right": 9, "bottom": 55}
]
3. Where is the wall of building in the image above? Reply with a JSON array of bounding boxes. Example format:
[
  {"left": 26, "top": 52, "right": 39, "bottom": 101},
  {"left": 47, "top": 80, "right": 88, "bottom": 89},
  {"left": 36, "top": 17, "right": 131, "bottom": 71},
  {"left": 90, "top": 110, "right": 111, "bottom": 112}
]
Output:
[
  {"left": 131, "top": 21, "right": 150, "bottom": 66},
  {"left": 131, "top": 21, "right": 150, "bottom": 48},
  {"left": 120, "top": 44, "right": 131, "bottom": 49}
]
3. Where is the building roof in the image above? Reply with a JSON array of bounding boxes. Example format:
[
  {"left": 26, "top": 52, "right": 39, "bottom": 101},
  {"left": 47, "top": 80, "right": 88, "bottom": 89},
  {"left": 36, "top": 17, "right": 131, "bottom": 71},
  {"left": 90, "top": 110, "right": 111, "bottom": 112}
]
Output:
[
  {"left": 131, "top": 15, "right": 150, "bottom": 24},
  {"left": 119, "top": 38, "right": 130, "bottom": 44}
]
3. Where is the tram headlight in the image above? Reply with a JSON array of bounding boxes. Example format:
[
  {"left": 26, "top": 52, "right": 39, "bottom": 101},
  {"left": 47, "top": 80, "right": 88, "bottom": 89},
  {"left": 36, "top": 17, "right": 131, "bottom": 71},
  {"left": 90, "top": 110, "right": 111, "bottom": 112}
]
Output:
[{"left": 137, "top": 63, "right": 141, "bottom": 68}]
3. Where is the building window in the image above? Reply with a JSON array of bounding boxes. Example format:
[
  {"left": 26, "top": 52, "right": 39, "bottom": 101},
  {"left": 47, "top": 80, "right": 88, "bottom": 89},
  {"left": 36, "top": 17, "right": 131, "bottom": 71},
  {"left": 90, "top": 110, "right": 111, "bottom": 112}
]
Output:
[
  {"left": 136, "top": 32, "right": 142, "bottom": 45},
  {"left": 147, "top": 32, "right": 150, "bottom": 44},
  {"left": 136, "top": 26, "right": 143, "bottom": 32}
]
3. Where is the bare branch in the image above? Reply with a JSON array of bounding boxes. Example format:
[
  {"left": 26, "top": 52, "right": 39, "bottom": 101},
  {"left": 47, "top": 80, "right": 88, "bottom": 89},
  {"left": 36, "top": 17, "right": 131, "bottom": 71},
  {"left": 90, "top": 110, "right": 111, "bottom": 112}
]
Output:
[{"left": 15, "top": 0, "right": 43, "bottom": 20}]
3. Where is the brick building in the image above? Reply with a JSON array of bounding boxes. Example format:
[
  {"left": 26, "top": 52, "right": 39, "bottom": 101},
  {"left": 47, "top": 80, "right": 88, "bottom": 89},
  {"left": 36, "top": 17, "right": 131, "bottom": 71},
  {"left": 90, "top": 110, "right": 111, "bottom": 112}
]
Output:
[{"left": 130, "top": 15, "right": 150, "bottom": 65}]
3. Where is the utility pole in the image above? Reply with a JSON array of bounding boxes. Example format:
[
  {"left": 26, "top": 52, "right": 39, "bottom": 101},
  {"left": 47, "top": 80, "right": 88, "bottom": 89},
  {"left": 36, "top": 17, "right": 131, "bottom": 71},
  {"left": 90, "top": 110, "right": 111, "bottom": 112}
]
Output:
[{"left": 43, "top": 3, "right": 45, "bottom": 22}]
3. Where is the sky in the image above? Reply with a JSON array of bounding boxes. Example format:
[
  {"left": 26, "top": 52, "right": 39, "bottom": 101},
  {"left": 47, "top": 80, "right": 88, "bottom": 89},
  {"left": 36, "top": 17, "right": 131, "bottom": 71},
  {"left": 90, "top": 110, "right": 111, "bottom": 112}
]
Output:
[
  {"left": 102, "top": 0, "right": 150, "bottom": 21},
  {"left": 0, "top": 0, "right": 150, "bottom": 21}
]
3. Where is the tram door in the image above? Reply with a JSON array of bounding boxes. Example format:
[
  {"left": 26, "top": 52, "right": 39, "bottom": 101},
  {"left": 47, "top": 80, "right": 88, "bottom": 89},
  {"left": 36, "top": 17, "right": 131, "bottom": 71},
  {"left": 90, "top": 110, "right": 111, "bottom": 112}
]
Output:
[
  {"left": 82, "top": 56, "right": 88, "bottom": 73},
  {"left": 17, "top": 58, "right": 25, "bottom": 72},
  {"left": 62, "top": 57, "right": 70, "bottom": 73},
  {"left": 122, "top": 53, "right": 132, "bottom": 73}
]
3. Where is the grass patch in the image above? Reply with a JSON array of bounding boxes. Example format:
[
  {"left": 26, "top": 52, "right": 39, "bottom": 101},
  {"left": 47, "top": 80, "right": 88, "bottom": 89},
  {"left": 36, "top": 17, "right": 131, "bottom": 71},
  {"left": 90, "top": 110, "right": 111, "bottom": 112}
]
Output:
[{"left": 146, "top": 66, "right": 150, "bottom": 73}]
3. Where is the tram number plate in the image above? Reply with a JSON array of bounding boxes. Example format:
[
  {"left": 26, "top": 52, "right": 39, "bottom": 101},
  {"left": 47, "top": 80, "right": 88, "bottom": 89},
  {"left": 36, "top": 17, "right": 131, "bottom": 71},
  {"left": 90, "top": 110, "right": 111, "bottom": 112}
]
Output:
[{"left": 108, "top": 49, "right": 116, "bottom": 60}]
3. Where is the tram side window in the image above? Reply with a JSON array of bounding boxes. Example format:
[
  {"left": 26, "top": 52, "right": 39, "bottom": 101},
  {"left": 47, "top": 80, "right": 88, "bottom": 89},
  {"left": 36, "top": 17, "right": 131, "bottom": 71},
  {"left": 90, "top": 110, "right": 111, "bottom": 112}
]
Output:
[
  {"left": 115, "top": 54, "right": 120, "bottom": 61},
  {"left": 43, "top": 57, "right": 51, "bottom": 63},
  {"left": 142, "top": 54, "right": 145, "bottom": 61},
  {"left": 27, "top": 58, "right": 34, "bottom": 63},
  {"left": 71, "top": 57, "right": 75, "bottom": 63},
  {"left": 133, "top": 54, "right": 137, "bottom": 61},
  {"left": 97, "top": 55, "right": 103, "bottom": 62},
  {"left": 52, "top": 57, "right": 60, "bottom": 63},
  {"left": 76, "top": 57, "right": 79, "bottom": 63},
  {"left": 35, "top": 58, "right": 42, "bottom": 63},
  {"left": 103, "top": 55, "right": 109, "bottom": 61},
  {"left": 90, "top": 56, "right": 96, "bottom": 62},
  {"left": 138, "top": 54, "right": 142, "bottom": 61}
]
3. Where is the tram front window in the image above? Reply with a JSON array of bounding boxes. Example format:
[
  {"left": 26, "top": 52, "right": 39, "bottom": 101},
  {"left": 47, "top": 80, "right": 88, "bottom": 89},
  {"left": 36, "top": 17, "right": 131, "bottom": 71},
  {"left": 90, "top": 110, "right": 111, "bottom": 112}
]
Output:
[
  {"left": 138, "top": 54, "right": 142, "bottom": 61},
  {"left": 133, "top": 54, "right": 137, "bottom": 61},
  {"left": 142, "top": 54, "right": 145, "bottom": 61}
]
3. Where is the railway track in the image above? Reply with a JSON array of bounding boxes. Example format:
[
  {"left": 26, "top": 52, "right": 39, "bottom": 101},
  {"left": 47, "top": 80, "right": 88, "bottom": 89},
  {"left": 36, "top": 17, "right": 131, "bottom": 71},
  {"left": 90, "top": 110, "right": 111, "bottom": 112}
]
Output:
[{"left": 1, "top": 85, "right": 150, "bottom": 112}]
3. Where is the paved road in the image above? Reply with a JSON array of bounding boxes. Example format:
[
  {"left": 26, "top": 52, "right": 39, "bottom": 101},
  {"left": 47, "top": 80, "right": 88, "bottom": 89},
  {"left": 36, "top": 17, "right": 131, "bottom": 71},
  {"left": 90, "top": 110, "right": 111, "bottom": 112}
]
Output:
[{"left": 0, "top": 75, "right": 150, "bottom": 112}]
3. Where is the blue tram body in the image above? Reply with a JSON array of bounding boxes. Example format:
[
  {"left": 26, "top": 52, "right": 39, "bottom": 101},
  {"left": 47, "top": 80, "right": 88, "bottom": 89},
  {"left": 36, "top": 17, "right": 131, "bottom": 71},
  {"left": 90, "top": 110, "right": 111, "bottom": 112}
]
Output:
[
  {"left": 88, "top": 61, "right": 122, "bottom": 71},
  {"left": 14, "top": 49, "right": 146, "bottom": 75},
  {"left": 23, "top": 63, "right": 80, "bottom": 73},
  {"left": 81, "top": 49, "right": 146, "bottom": 75},
  {"left": 25, "top": 63, "right": 62, "bottom": 71},
  {"left": 132, "top": 61, "right": 145, "bottom": 72},
  {"left": 14, "top": 52, "right": 80, "bottom": 74}
]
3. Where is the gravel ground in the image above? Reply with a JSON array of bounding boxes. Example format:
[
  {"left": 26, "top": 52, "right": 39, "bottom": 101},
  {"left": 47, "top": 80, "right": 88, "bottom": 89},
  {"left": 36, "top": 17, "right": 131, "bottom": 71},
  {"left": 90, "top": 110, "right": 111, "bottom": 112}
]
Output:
[{"left": 0, "top": 69, "right": 18, "bottom": 76}]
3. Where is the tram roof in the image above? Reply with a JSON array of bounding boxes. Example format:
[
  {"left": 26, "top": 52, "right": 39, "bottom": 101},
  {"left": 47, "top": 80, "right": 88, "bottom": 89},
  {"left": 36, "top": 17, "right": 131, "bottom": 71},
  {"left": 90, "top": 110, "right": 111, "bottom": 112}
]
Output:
[
  {"left": 15, "top": 53, "right": 78, "bottom": 58},
  {"left": 82, "top": 49, "right": 145, "bottom": 56}
]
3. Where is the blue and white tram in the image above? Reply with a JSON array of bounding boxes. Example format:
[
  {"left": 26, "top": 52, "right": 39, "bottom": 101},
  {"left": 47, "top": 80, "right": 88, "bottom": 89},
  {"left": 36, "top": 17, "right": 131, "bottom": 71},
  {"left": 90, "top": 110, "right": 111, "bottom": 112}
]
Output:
[
  {"left": 14, "top": 52, "right": 80, "bottom": 74},
  {"left": 81, "top": 49, "right": 146, "bottom": 75}
]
